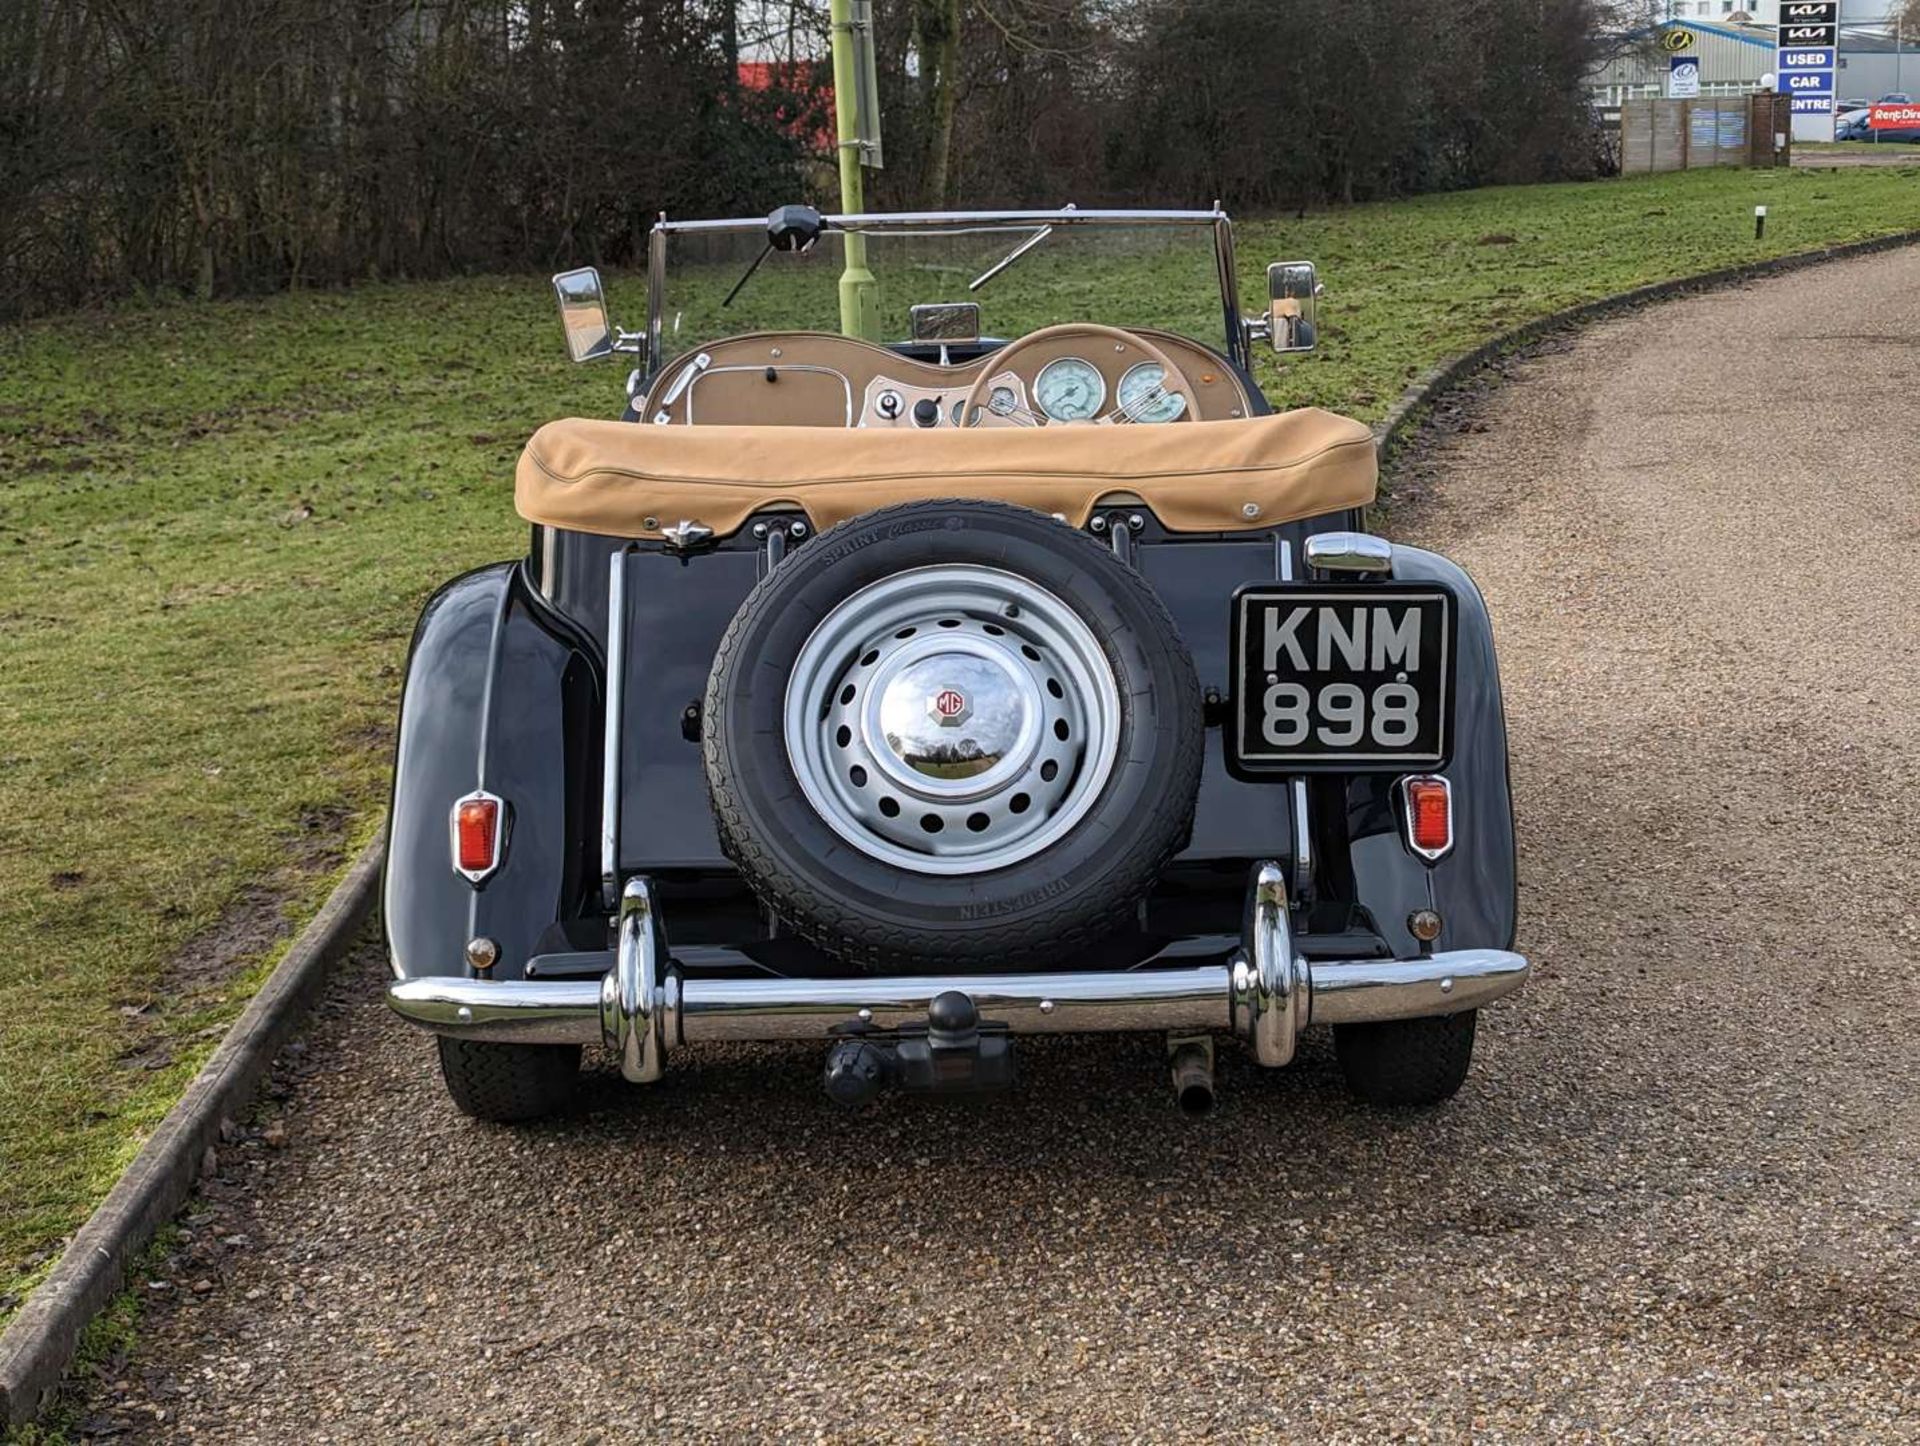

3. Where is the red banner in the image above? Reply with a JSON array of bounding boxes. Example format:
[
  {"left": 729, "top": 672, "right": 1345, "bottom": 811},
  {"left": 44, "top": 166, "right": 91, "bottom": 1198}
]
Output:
[{"left": 1869, "top": 104, "right": 1920, "bottom": 129}]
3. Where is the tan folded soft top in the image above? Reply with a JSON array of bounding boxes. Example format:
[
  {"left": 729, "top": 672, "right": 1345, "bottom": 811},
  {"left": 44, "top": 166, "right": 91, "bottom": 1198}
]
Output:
[{"left": 514, "top": 409, "right": 1376, "bottom": 540}]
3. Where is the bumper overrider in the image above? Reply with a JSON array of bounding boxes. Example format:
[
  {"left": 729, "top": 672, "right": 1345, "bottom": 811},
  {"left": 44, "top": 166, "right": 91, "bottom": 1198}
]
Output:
[{"left": 387, "top": 864, "right": 1529, "bottom": 1083}]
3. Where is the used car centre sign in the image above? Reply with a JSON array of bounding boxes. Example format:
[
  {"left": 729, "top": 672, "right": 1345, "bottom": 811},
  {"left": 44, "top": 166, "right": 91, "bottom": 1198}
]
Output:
[{"left": 1778, "top": 0, "right": 1837, "bottom": 138}]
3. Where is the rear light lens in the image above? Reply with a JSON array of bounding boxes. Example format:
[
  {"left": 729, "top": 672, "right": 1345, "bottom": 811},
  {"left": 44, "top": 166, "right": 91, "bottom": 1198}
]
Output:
[
  {"left": 1400, "top": 776, "right": 1453, "bottom": 862},
  {"left": 450, "top": 791, "right": 504, "bottom": 881}
]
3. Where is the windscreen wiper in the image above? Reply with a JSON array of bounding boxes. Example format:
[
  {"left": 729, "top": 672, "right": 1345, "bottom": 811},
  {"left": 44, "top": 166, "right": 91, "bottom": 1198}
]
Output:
[
  {"left": 968, "top": 204, "right": 1075, "bottom": 293},
  {"left": 721, "top": 244, "right": 773, "bottom": 308}
]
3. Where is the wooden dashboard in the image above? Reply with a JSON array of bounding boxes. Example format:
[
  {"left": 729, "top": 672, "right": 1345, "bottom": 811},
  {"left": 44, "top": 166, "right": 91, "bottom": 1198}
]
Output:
[{"left": 636, "top": 329, "right": 1259, "bottom": 429}]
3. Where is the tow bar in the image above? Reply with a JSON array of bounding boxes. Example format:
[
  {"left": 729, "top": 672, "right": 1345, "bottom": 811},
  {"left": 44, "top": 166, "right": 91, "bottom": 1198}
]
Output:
[{"left": 821, "top": 990, "right": 1016, "bottom": 1106}]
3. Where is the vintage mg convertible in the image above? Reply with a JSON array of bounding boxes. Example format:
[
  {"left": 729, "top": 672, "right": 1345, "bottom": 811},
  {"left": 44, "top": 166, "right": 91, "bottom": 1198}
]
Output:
[{"left": 383, "top": 205, "right": 1528, "bottom": 1120}]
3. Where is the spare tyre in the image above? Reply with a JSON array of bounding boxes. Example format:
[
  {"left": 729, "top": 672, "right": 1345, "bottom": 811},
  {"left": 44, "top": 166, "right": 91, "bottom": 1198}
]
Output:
[{"left": 702, "top": 499, "right": 1203, "bottom": 971}]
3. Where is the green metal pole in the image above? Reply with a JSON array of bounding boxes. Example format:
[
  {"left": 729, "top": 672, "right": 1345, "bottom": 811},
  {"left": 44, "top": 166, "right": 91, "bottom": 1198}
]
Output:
[{"left": 829, "top": 0, "right": 880, "bottom": 340}]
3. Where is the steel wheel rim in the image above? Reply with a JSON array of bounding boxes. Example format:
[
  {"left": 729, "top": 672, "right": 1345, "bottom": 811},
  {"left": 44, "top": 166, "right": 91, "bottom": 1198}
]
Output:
[{"left": 784, "top": 564, "right": 1123, "bottom": 876}]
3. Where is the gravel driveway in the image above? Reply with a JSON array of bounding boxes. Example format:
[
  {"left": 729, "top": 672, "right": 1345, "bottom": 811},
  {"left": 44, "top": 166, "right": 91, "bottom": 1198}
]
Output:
[{"left": 75, "top": 247, "right": 1920, "bottom": 1441}]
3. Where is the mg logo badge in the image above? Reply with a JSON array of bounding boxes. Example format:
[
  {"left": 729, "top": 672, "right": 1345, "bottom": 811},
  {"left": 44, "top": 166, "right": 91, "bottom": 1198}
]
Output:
[{"left": 929, "top": 687, "right": 971, "bottom": 726}]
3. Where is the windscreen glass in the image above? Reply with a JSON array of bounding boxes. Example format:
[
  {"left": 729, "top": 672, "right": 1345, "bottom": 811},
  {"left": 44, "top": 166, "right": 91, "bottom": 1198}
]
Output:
[{"left": 656, "top": 222, "right": 1225, "bottom": 357}]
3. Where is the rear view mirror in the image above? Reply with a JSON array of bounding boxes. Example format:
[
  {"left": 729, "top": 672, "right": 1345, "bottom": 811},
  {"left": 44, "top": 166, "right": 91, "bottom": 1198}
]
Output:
[
  {"left": 552, "top": 267, "right": 613, "bottom": 362},
  {"left": 910, "top": 302, "right": 982, "bottom": 343},
  {"left": 1267, "top": 261, "right": 1320, "bottom": 353}
]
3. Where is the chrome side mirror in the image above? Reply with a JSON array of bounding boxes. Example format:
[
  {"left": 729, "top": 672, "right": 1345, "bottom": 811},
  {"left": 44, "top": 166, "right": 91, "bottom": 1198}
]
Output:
[
  {"left": 552, "top": 267, "right": 614, "bottom": 363},
  {"left": 1266, "top": 261, "right": 1320, "bottom": 353}
]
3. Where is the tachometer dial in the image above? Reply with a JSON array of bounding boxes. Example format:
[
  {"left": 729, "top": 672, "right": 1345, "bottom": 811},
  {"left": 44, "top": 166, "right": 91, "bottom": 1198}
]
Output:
[
  {"left": 1117, "top": 363, "right": 1188, "bottom": 424},
  {"left": 1033, "top": 357, "right": 1106, "bottom": 422}
]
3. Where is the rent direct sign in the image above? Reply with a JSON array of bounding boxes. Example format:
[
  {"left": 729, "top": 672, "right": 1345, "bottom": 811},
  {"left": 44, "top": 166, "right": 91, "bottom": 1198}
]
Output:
[{"left": 1870, "top": 103, "right": 1920, "bottom": 129}]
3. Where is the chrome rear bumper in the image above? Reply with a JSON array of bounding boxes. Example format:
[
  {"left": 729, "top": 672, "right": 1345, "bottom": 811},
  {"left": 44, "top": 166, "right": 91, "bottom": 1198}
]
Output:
[{"left": 387, "top": 863, "right": 1529, "bottom": 1083}]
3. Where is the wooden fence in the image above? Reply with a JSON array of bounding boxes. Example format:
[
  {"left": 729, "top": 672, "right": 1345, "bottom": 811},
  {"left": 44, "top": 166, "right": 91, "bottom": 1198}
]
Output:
[{"left": 1621, "top": 95, "right": 1794, "bottom": 173}]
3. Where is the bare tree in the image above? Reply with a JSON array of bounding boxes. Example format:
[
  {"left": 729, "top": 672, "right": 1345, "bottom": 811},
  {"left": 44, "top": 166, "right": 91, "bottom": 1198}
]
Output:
[
  {"left": 910, "top": 0, "right": 962, "bottom": 205},
  {"left": 2, "top": 0, "right": 1614, "bottom": 319},
  {"left": 1, "top": 0, "right": 823, "bottom": 318}
]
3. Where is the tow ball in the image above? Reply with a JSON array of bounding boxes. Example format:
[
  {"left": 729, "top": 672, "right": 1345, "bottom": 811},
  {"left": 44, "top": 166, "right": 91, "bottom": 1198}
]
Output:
[{"left": 821, "top": 990, "right": 1015, "bottom": 1106}]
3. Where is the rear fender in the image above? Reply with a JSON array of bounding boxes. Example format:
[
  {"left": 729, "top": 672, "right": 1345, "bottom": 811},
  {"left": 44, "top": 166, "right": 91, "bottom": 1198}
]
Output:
[
  {"left": 383, "top": 562, "right": 603, "bottom": 982},
  {"left": 1340, "top": 544, "right": 1517, "bottom": 956}
]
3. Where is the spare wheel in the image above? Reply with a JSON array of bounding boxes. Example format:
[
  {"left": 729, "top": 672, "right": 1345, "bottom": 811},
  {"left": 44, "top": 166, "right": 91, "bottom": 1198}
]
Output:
[{"left": 702, "top": 499, "right": 1203, "bottom": 970}]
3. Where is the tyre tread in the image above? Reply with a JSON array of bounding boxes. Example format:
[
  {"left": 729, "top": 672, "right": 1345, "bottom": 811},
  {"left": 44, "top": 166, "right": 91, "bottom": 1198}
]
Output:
[
  {"left": 1334, "top": 1011, "right": 1478, "bottom": 1107},
  {"left": 436, "top": 1037, "right": 581, "bottom": 1122}
]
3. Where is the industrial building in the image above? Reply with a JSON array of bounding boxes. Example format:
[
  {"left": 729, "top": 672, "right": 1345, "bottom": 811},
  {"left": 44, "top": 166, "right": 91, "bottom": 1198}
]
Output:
[
  {"left": 1591, "top": 19, "right": 1779, "bottom": 110},
  {"left": 1593, "top": 13, "right": 1917, "bottom": 112}
]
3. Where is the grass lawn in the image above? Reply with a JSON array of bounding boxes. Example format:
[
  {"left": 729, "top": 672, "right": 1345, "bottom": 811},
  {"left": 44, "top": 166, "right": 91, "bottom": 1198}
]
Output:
[{"left": 4, "top": 162, "right": 1918, "bottom": 1324}]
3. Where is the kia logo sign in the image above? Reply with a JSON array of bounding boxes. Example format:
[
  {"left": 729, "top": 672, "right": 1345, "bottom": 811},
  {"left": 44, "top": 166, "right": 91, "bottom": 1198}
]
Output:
[{"left": 1780, "top": 1, "right": 1836, "bottom": 19}]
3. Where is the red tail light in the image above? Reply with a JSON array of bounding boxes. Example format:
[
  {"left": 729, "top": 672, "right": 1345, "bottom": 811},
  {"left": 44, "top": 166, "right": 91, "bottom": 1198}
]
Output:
[
  {"left": 1401, "top": 776, "right": 1453, "bottom": 861},
  {"left": 451, "top": 792, "right": 504, "bottom": 881}
]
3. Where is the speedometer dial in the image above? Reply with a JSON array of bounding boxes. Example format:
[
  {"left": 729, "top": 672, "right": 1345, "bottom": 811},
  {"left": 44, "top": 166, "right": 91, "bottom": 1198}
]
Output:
[
  {"left": 1117, "top": 363, "right": 1188, "bottom": 424},
  {"left": 1033, "top": 357, "right": 1106, "bottom": 422}
]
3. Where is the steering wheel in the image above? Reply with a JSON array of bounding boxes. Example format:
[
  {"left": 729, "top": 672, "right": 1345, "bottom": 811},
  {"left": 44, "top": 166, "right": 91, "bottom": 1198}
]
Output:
[{"left": 959, "top": 323, "right": 1198, "bottom": 428}]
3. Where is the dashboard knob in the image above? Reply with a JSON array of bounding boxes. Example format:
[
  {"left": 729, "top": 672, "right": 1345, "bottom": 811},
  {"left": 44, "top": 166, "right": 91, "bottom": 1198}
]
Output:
[
  {"left": 876, "top": 389, "right": 904, "bottom": 420},
  {"left": 912, "top": 397, "right": 941, "bottom": 427}
]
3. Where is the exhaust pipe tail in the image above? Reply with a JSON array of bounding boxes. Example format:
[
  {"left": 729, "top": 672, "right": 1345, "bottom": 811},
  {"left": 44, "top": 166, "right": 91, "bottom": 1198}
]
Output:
[{"left": 1169, "top": 1039, "right": 1216, "bottom": 1116}]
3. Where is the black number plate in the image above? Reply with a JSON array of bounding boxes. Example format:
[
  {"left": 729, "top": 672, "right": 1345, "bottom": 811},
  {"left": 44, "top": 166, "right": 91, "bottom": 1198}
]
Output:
[{"left": 1229, "top": 584, "right": 1455, "bottom": 773}]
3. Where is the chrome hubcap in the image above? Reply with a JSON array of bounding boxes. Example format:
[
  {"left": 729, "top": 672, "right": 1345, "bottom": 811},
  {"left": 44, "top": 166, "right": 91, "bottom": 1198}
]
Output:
[{"left": 784, "top": 565, "right": 1122, "bottom": 875}]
